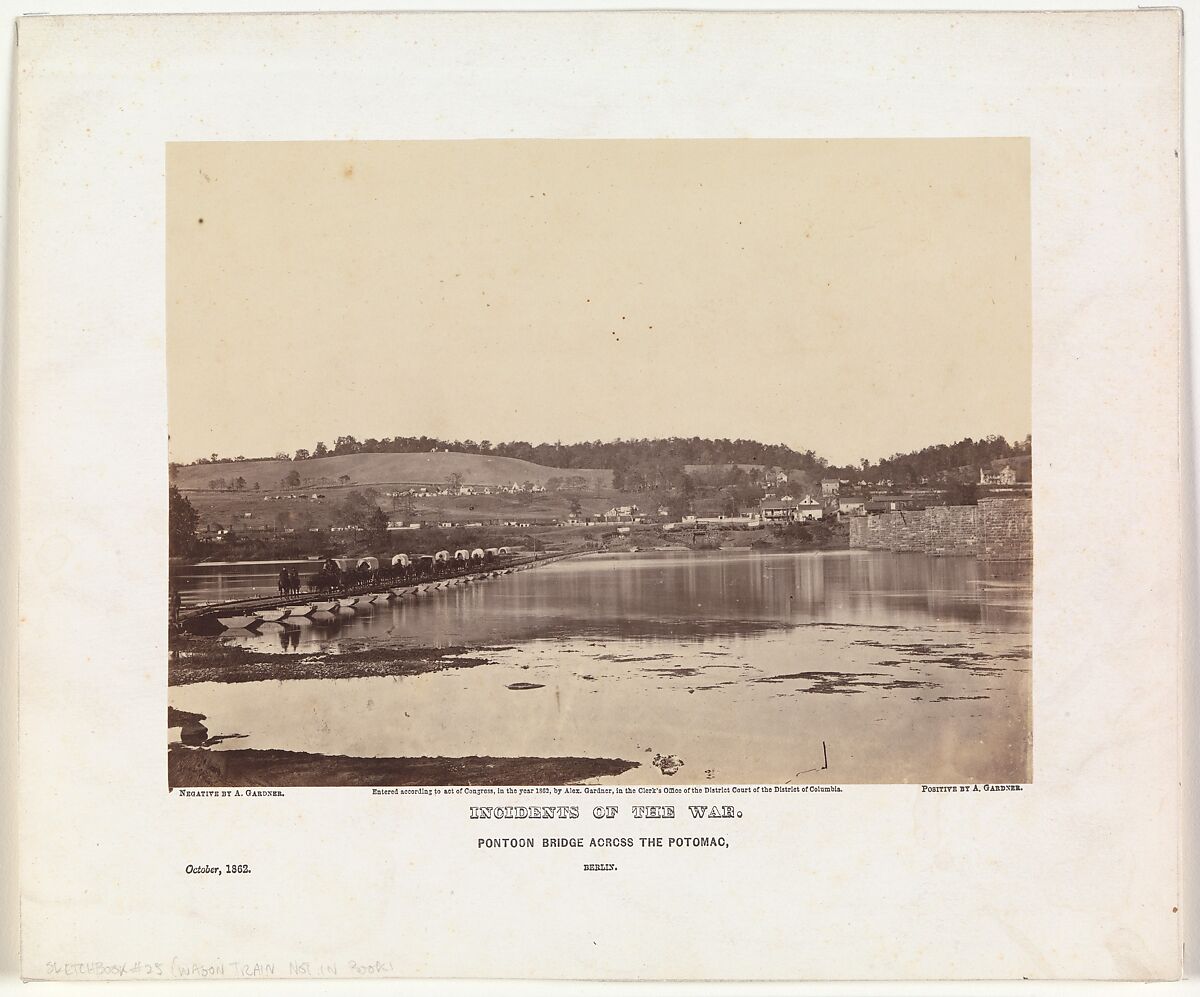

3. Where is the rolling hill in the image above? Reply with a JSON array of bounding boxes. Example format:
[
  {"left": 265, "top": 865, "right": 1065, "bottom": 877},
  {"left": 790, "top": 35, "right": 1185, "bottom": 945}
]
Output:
[{"left": 174, "top": 451, "right": 613, "bottom": 492}]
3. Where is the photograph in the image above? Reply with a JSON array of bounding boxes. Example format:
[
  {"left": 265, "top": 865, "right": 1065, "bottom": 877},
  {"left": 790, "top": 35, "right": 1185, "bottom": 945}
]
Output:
[{"left": 166, "top": 138, "right": 1033, "bottom": 788}]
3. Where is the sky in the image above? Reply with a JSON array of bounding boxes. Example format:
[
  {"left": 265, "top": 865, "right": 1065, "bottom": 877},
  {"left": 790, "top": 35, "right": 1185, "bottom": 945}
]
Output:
[{"left": 167, "top": 139, "right": 1030, "bottom": 466}]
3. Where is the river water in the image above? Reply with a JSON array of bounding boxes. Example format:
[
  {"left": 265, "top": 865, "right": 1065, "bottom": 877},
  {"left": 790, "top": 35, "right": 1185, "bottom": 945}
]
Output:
[
  {"left": 170, "top": 559, "right": 323, "bottom": 609},
  {"left": 170, "top": 550, "right": 1033, "bottom": 784}
]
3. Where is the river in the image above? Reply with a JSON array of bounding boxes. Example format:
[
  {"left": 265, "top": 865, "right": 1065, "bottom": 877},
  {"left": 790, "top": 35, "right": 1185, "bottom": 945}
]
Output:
[{"left": 169, "top": 549, "right": 1033, "bottom": 784}]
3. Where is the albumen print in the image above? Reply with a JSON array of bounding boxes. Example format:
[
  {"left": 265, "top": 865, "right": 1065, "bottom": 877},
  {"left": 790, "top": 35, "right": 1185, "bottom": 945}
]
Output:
[{"left": 167, "top": 139, "right": 1032, "bottom": 787}]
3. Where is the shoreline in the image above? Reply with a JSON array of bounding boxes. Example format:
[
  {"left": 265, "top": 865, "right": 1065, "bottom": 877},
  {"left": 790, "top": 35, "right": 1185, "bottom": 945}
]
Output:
[
  {"left": 168, "top": 743, "right": 639, "bottom": 787},
  {"left": 169, "top": 632, "right": 499, "bottom": 686}
]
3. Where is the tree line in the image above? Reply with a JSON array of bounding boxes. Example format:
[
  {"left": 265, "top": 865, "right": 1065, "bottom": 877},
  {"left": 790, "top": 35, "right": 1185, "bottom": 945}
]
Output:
[
  {"left": 182, "top": 434, "right": 828, "bottom": 481},
  {"left": 174, "top": 431, "right": 1032, "bottom": 498},
  {"left": 828, "top": 434, "right": 1032, "bottom": 486}
]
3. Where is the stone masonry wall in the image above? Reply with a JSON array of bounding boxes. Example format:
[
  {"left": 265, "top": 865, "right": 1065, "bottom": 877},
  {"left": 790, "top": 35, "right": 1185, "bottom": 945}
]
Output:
[
  {"left": 977, "top": 496, "right": 1033, "bottom": 561},
  {"left": 849, "top": 497, "right": 1030, "bottom": 561},
  {"left": 924, "top": 505, "right": 981, "bottom": 556}
]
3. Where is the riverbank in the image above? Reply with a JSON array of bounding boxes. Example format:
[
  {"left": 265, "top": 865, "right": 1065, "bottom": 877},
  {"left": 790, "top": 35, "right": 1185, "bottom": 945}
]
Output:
[
  {"left": 168, "top": 742, "right": 639, "bottom": 787},
  {"left": 169, "top": 631, "right": 500, "bottom": 685}
]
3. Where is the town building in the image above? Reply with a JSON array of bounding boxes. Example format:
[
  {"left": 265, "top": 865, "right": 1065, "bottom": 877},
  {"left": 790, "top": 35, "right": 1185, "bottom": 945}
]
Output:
[
  {"left": 979, "top": 465, "right": 1018, "bottom": 486},
  {"left": 865, "top": 495, "right": 914, "bottom": 513},
  {"left": 602, "top": 505, "right": 642, "bottom": 523},
  {"left": 838, "top": 496, "right": 867, "bottom": 517},
  {"left": 792, "top": 497, "right": 824, "bottom": 521},
  {"left": 681, "top": 514, "right": 760, "bottom": 529},
  {"left": 821, "top": 477, "right": 841, "bottom": 514}
]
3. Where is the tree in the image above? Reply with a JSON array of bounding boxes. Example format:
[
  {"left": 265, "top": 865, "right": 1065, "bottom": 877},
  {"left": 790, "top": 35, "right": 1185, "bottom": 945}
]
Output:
[
  {"left": 294, "top": 448, "right": 311, "bottom": 461},
  {"left": 338, "top": 474, "right": 351, "bottom": 485},
  {"left": 666, "top": 495, "right": 692, "bottom": 520},
  {"left": 284, "top": 469, "right": 301, "bottom": 487},
  {"left": 169, "top": 485, "right": 199, "bottom": 556},
  {"left": 365, "top": 506, "right": 389, "bottom": 543},
  {"left": 945, "top": 481, "right": 978, "bottom": 506},
  {"left": 446, "top": 472, "right": 463, "bottom": 494},
  {"left": 313, "top": 441, "right": 330, "bottom": 458},
  {"left": 569, "top": 498, "right": 583, "bottom": 517},
  {"left": 337, "top": 490, "right": 380, "bottom": 531},
  {"left": 234, "top": 476, "right": 247, "bottom": 491},
  {"left": 777, "top": 522, "right": 813, "bottom": 544}
]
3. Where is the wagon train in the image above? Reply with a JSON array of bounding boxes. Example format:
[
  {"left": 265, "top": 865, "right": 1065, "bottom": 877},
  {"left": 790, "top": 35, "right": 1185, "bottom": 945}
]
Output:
[{"left": 180, "top": 546, "right": 570, "bottom": 633}]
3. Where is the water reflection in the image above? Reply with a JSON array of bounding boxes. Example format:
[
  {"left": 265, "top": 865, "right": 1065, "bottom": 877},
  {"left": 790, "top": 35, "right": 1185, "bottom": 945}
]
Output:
[
  {"left": 171, "top": 559, "right": 320, "bottom": 607},
  {"left": 194, "top": 550, "right": 1031, "bottom": 654}
]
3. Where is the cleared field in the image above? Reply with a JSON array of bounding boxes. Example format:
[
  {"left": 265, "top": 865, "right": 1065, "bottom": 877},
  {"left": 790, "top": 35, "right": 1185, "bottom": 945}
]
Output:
[
  {"left": 183, "top": 485, "right": 655, "bottom": 532},
  {"left": 175, "top": 451, "right": 613, "bottom": 492}
]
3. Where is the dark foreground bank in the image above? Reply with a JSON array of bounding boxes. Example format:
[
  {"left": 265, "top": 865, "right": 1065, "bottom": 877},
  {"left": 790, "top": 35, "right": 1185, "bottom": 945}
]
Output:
[{"left": 169, "top": 743, "right": 639, "bottom": 788}]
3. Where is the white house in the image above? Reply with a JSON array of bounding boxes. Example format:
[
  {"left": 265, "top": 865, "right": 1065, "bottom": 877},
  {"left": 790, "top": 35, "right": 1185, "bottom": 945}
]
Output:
[
  {"left": 792, "top": 497, "right": 824, "bottom": 521},
  {"left": 837, "top": 497, "right": 867, "bottom": 517},
  {"left": 602, "top": 505, "right": 641, "bottom": 523},
  {"left": 980, "top": 465, "right": 1018, "bottom": 485}
]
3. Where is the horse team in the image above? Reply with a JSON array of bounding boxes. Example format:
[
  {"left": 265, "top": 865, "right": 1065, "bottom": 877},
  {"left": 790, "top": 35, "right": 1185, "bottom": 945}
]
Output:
[{"left": 277, "top": 566, "right": 304, "bottom": 596}]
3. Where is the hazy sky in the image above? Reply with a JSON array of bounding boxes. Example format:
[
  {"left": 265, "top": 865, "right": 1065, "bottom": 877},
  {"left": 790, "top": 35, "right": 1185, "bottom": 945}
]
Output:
[{"left": 167, "top": 139, "right": 1030, "bottom": 466}]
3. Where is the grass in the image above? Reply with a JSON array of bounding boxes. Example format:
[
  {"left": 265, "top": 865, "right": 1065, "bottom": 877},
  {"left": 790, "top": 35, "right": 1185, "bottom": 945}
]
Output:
[{"left": 174, "top": 451, "right": 612, "bottom": 492}]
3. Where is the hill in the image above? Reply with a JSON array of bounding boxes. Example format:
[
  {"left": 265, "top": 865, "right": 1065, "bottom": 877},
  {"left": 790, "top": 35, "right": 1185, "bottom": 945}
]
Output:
[
  {"left": 174, "top": 452, "right": 613, "bottom": 492},
  {"left": 988, "top": 455, "right": 1032, "bottom": 482},
  {"left": 683, "top": 463, "right": 770, "bottom": 475},
  {"left": 828, "top": 435, "right": 1032, "bottom": 487}
]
